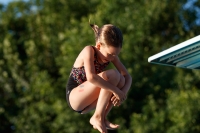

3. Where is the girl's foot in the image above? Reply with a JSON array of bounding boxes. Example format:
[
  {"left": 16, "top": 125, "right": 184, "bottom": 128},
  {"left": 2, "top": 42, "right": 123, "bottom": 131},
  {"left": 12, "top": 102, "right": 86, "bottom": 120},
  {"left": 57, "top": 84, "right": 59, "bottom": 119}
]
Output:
[
  {"left": 90, "top": 115, "right": 107, "bottom": 133},
  {"left": 105, "top": 119, "right": 119, "bottom": 130}
]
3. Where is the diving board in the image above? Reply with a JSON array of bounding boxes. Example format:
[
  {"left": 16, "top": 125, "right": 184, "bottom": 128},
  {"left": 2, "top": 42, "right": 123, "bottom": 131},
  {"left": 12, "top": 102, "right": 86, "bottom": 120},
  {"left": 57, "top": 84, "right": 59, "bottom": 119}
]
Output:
[{"left": 148, "top": 35, "right": 200, "bottom": 69}]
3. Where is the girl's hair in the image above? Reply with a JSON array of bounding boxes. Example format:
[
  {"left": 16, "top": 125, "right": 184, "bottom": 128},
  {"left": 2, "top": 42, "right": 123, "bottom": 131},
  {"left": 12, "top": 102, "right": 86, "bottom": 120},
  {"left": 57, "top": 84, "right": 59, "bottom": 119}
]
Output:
[{"left": 90, "top": 24, "right": 123, "bottom": 48}]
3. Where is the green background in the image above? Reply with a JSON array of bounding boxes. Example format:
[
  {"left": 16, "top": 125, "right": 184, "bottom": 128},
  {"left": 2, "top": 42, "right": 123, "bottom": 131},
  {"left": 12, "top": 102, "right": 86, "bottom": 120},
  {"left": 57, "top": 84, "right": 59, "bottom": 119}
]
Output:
[{"left": 1, "top": 0, "right": 200, "bottom": 133}]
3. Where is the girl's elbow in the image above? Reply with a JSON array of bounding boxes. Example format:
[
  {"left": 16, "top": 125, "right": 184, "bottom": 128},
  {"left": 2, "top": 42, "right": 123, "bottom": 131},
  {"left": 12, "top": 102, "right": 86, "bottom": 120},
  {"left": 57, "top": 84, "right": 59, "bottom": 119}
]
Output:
[
  {"left": 126, "top": 74, "right": 132, "bottom": 81},
  {"left": 129, "top": 74, "right": 132, "bottom": 80}
]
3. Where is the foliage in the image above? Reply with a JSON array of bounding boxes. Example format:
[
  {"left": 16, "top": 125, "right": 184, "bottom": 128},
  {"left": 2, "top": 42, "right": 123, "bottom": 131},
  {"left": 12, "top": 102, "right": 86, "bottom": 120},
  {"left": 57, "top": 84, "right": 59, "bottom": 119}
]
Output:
[{"left": 0, "top": 0, "right": 200, "bottom": 133}]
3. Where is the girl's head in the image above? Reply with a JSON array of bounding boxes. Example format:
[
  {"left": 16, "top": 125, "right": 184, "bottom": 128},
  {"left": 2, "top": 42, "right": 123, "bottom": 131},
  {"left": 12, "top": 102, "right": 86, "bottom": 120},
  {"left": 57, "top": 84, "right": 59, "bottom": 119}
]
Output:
[
  {"left": 90, "top": 24, "right": 123, "bottom": 48},
  {"left": 90, "top": 24, "right": 123, "bottom": 62}
]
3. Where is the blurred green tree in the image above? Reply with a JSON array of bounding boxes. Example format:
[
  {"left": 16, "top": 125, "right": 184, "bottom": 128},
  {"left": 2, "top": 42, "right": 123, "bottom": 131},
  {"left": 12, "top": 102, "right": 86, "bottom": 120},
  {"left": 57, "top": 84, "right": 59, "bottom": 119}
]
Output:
[{"left": 0, "top": 0, "right": 200, "bottom": 133}]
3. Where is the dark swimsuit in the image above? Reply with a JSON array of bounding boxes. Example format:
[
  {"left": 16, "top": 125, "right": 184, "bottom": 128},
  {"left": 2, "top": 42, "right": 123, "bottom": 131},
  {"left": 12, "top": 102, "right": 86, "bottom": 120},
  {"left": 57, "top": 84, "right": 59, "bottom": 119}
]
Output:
[{"left": 66, "top": 46, "right": 110, "bottom": 113}]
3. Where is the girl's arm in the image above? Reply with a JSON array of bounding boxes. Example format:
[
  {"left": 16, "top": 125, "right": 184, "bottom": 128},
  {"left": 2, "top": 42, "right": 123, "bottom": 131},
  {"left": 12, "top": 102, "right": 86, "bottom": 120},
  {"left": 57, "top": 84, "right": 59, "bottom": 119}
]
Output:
[
  {"left": 111, "top": 56, "right": 132, "bottom": 94},
  {"left": 110, "top": 56, "right": 132, "bottom": 106},
  {"left": 82, "top": 46, "right": 126, "bottom": 100}
]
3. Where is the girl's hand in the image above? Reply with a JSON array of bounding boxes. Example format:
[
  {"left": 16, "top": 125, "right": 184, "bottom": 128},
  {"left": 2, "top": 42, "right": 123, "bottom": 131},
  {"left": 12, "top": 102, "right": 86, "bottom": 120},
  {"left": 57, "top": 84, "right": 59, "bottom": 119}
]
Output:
[
  {"left": 113, "top": 89, "right": 126, "bottom": 103},
  {"left": 111, "top": 96, "right": 120, "bottom": 106},
  {"left": 111, "top": 93, "right": 126, "bottom": 106}
]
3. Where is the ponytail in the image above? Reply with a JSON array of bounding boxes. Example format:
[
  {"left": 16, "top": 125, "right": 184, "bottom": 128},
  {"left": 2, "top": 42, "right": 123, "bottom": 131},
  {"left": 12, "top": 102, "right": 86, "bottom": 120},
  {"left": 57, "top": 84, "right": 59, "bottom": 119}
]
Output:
[{"left": 90, "top": 24, "right": 99, "bottom": 42}]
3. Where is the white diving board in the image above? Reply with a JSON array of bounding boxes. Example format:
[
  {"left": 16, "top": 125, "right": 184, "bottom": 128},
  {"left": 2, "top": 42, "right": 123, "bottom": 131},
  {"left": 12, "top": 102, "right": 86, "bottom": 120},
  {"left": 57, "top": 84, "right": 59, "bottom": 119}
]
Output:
[{"left": 148, "top": 35, "right": 200, "bottom": 69}]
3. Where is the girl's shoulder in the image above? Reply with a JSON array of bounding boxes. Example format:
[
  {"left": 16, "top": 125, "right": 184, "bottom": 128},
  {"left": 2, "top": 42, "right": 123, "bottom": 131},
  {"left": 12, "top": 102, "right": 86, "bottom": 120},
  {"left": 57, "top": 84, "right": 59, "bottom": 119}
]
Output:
[
  {"left": 83, "top": 45, "right": 94, "bottom": 50},
  {"left": 81, "top": 45, "right": 95, "bottom": 55},
  {"left": 74, "top": 46, "right": 94, "bottom": 67}
]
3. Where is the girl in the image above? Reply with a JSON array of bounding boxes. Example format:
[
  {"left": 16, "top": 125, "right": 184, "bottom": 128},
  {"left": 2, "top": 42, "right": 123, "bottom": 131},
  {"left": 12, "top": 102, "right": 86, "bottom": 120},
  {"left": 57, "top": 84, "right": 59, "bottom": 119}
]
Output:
[{"left": 66, "top": 23, "right": 132, "bottom": 133}]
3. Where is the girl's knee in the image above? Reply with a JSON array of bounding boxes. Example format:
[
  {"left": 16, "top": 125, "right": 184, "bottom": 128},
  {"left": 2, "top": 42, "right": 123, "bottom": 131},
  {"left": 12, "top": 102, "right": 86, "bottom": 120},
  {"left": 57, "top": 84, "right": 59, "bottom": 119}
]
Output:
[
  {"left": 108, "top": 69, "right": 120, "bottom": 79},
  {"left": 101, "top": 69, "right": 122, "bottom": 86},
  {"left": 105, "top": 69, "right": 121, "bottom": 85}
]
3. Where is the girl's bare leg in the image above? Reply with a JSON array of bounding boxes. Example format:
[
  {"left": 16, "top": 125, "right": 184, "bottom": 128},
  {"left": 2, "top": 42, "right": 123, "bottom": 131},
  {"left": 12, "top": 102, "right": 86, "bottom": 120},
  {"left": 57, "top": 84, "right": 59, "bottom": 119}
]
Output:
[
  {"left": 69, "top": 69, "right": 123, "bottom": 133},
  {"left": 89, "top": 87, "right": 113, "bottom": 133},
  {"left": 90, "top": 70, "right": 125, "bottom": 132},
  {"left": 104, "top": 74, "right": 125, "bottom": 129},
  {"left": 81, "top": 99, "right": 119, "bottom": 129},
  {"left": 81, "top": 74, "right": 124, "bottom": 116},
  {"left": 75, "top": 71, "right": 125, "bottom": 130}
]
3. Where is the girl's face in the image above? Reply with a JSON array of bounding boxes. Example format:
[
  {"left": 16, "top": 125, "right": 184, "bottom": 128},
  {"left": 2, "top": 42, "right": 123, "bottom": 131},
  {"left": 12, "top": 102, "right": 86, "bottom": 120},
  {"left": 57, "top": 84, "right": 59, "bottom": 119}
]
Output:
[{"left": 96, "top": 43, "right": 121, "bottom": 63}]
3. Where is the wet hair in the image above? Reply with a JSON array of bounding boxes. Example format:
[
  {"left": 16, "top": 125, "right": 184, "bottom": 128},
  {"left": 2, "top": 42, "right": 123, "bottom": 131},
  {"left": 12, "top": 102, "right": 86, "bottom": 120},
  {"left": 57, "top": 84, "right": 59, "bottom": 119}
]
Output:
[{"left": 90, "top": 24, "right": 123, "bottom": 48}]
